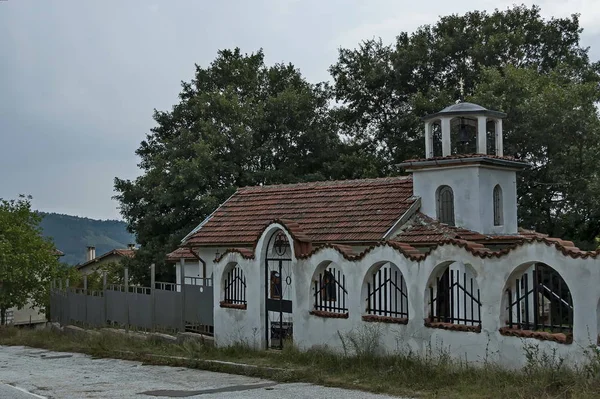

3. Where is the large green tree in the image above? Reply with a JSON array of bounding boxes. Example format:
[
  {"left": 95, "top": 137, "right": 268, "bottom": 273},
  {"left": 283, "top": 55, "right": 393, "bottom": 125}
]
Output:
[
  {"left": 0, "top": 196, "right": 62, "bottom": 324},
  {"left": 330, "top": 5, "right": 600, "bottom": 246},
  {"left": 114, "top": 48, "right": 344, "bottom": 282},
  {"left": 472, "top": 65, "right": 600, "bottom": 246}
]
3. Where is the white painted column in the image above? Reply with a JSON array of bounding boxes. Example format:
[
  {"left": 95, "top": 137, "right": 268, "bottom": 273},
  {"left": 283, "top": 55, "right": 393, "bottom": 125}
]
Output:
[
  {"left": 175, "top": 263, "right": 181, "bottom": 292},
  {"left": 440, "top": 117, "right": 452, "bottom": 156},
  {"left": 477, "top": 116, "right": 487, "bottom": 155},
  {"left": 495, "top": 119, "right": 503, "bottom": 156},
  {"left": 424, "top": 121, "right": 433, "bottom": 158}
]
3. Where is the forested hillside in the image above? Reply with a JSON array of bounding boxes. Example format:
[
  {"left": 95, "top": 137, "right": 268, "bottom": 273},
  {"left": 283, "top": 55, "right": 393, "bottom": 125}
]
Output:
[{"left": 39, "top": 212, "right": 136, "bottom": 265}]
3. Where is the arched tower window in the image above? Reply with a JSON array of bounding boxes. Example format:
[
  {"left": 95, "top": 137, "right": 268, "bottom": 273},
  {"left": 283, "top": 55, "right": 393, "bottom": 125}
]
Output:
[
  {"left": 436, "top": 185, "right": 455, "bottom": 226},
  {"left": 493, "top": 185, "right": 503, "bottom": 226}
]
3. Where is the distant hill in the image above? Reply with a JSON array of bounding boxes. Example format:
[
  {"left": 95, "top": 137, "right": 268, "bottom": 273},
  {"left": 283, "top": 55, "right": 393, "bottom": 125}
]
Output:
[{"left": 38, "top": 212, "right": 136, "bottom": 265}]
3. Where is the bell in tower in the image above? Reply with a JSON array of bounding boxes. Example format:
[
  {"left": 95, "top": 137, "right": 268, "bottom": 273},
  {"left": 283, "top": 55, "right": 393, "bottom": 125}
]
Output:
[
  {"left": 400, "top": 101, "right": 528, "bottom": 235},
  {"left": 422, "top": 102, "right": 506, "bottom": 158}
]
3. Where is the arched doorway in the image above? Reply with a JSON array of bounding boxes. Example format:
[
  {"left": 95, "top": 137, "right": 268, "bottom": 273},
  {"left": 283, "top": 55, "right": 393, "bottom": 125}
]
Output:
[{"left": 264, "top": 230, "right": 293, "bottom": 349}]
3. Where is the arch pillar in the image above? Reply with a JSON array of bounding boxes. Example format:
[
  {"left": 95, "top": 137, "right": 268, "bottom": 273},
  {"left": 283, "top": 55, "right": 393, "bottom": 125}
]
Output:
[
  {"left": 477, "top": 116, "right": 487, "bottom": 154},
  {"left": 495, "top": 119, "right": 503, "bottom": 156},
  {"left": 440, "top": 117, "right": 452, "bottom": 156},
  {"left": 425, "top": 121, "right": 434, "bottom": 158}
]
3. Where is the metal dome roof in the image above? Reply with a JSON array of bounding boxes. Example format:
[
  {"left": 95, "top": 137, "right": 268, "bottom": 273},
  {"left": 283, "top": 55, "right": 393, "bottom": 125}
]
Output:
[{"left": 422, "top": 102, "right": 507, "bottom": 121}]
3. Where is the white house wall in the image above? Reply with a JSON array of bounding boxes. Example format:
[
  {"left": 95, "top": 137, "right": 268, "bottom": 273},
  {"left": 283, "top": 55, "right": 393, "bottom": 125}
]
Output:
[
  {"left": 173, "top": 246, "right": 233, "bottom": 291},
  {"left": 213, "top": 235, "right": 600, "bottom": 369},
  {"left": 213, "top": 257, "right": 263, "bottom": 347},
  {"left": 477, "top": 167, "right": 518, "bottom": 235},
  {"left": 412, "top": 165, "right": 518, "bottom": 235}
]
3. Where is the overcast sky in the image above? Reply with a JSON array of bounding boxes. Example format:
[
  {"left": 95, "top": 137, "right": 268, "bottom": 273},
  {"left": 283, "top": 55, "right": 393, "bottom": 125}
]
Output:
[{"left": 1, "top": 0, "right": 599, "bottom": 220}]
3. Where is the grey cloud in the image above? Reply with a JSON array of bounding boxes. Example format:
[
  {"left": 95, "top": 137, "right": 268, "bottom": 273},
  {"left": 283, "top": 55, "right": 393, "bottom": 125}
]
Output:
[{"left": 0, "top": 0, "right": 598, "bottom": 220}]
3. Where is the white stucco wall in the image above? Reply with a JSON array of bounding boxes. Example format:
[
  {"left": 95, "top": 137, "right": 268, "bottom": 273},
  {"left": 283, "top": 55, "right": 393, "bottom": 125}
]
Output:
[
  {"left": 9, "top": 299, "right": 46, "bottom": 326},
  {"left": 212, "top": 227, "right": 600, "bottom": 369},
  {"left": 412, "top": 164, "right": 518, "bottom": 235},
  {"left": 213, "top": 257, "right": 264, "bottom": 347}
]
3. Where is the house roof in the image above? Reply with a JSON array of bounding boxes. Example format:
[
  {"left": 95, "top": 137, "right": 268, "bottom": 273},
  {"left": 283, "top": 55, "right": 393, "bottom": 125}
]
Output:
[
  {"left": 422, "top": 102, "right": 507, "bottom": 121},
  {"left": 391, "top": 213, "right": 546, "bottom": 246},
  {"left": 76, "top": 248, "right": 135, "bottom": 270},
  {"left": 399, "top": 154, "right": 529, "bottom": 171},
  {"left": 166, "top": 247, "right": 200, "bottom": 263},
  {"left": 184, "top": 176, "right": 416, "bottom": 246}
]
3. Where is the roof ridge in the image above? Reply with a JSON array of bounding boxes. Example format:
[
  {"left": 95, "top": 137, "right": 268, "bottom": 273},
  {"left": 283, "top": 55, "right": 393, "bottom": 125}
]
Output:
[{"left": 237, "top": 176, "right": 412, "bottom": 192}]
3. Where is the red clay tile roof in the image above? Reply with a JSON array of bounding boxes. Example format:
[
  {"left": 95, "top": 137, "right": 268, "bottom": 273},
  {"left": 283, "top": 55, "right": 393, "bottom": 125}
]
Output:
[
  {"left": 214, "top": 248, "right": 255, "bottom": 263},
  {"left": 114, "top": 249, "right": 135, "bottom": 257},
  {"left": 185, "top": 177, "right": 415, "bottom": 246},
  {"left": 166, "top": 247, "right": 199, "bottom": 262},
  {"left": 392, "top": 213, "right": 544, "bottom": 246}
]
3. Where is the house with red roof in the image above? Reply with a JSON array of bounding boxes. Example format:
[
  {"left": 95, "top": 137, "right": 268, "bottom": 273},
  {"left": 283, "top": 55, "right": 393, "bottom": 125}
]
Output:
[
  {"left": 76, "top": 245, "right": 136, "bottom": 275},
  {"left": 167, "top": 102, "right": 600, "bottom": 368}
]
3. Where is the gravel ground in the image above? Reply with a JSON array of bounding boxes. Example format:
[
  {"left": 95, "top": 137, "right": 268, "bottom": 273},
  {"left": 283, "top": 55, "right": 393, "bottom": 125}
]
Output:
[{"left": 0, "top": 346, "right": 406, "bottom": 398}]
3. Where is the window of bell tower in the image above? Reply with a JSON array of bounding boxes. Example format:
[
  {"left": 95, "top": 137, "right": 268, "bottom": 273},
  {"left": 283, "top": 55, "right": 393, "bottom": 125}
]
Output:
[{"left": 436, "top": 185, "right": 455, "bottom": 226}]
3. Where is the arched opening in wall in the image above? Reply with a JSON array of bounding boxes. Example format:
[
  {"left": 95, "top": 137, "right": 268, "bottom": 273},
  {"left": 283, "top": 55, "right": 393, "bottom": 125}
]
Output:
[
  {"left": 310, "top": 261, "right": 348, "bottom": 318},
  {"left": 264, "top": 229, "right": 293, "bottom": 349},
  {"left": 432, "top": 122, "right": 443, "bottom": 157},
  {"left": 502, "top": 263, "right": 573, "bottom": 337},
  {"left": 436, "top": 185, "right": 455, "bottom": 226},
  {"left": 486, "top": 120, "right": 497, "bottom": 155},
  {"left": 220, "top": 262, "right": 246, "bottom": 310},
  {"left": 426, "top": 262, "right": 481, "bottom": 332},
  {"left": 493, "top": 185, "right": 503, "bottom": 226},
  {"left": 363, "top": 262, "right": 408, "bottom": 324},
  {"left": 451, "top": 117, "right": 477, "bottom": 154}
]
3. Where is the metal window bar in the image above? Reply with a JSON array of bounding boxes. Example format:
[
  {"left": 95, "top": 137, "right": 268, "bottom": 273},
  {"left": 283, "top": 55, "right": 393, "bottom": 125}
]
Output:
[
  {"left": 223, "top": 266, "right": 247, "bottom": 305},
  {"left": 428, "top": 269, "right": 481, "bottom": 325},
  {"left": 366, "top": 267, "right": 408, "bottom": 318},
  {"left": 313, "top": 267, "right": 348, "bottom": 314},
  {"left": 505, "top": 264, "right": 573, "bottom": 333}
]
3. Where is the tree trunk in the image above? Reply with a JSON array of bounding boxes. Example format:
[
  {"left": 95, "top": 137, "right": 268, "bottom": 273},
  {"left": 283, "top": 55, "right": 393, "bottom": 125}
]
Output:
[{"left": 0, "top": 308, "right": 5, "bottom": 326}]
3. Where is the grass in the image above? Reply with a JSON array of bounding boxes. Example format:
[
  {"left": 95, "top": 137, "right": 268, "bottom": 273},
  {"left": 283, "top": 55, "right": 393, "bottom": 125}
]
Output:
[{"left": 2, "top": 325, "right": 600, "bottom": 398}]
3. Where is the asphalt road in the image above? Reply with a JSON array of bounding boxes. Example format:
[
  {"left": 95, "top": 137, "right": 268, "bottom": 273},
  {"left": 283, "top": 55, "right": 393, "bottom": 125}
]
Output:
[{"left": 0, "top": 346, "right": 405, "bottom": 398}]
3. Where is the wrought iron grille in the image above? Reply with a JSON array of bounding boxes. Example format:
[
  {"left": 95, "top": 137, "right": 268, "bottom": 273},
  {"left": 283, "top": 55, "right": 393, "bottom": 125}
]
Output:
[
  {"left": 313, "top": 268, "right": 347, "bottom": 314},
  {"left": 429, "top": 268, "right": 481, "bottom": 325},
  {"left": 223, "top": 266, "right": 246, "bottom": 306},
  {"left": 366, "top": 267, "right": 408, "bottom": 318},
  {"left": 505, "top": 263, "right": 573, "bottom": 333}
]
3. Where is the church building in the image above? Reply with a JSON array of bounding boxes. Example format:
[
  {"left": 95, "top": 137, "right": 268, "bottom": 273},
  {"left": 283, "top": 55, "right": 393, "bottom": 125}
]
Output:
[{"left": 167, "top": 102, "right": 600, "bottom": 368}]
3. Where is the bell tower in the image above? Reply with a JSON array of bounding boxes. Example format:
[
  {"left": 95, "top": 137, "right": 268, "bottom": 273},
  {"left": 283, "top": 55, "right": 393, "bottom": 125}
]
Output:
[{"left": 400, "top": 102, "right": 528, "bottom": 235}]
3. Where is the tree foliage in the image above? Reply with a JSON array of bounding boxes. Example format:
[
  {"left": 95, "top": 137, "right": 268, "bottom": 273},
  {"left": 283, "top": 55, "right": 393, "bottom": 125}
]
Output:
[
  {"left": 66, "top": 261, "right": 125, "bottom": 291},
  {"left": 330, "top": 5, "right": 600, "bottom": 247},
  {"left": 471, "top": 65, "right": 600, "bottom": 246},
  {"left": 116, "top": 5, "right": 600, "bottom": 275},
  {"left": 330, "top": 5, "right": 598, "bottom": 170},
  {"left": 114, "top": 48, "right": 346, "bottom": 282},
  {"left": 0, "top": 196, "right": 62, "bottom": 324}
]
